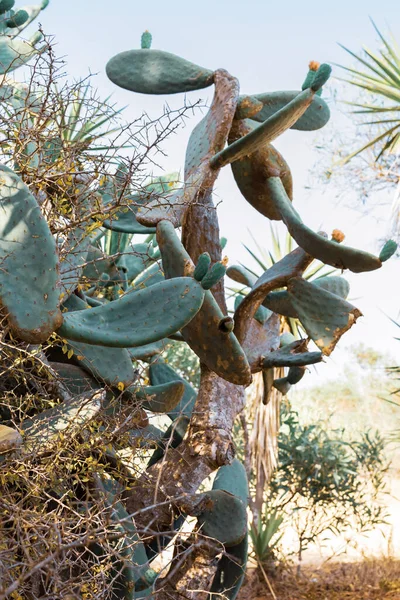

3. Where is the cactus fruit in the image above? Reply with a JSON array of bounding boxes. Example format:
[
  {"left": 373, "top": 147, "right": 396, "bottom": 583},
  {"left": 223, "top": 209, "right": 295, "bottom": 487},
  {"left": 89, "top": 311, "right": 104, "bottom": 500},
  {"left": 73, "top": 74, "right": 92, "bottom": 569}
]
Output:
[{"left": 0, "top": 164, "right": 62, "bottom": 342}]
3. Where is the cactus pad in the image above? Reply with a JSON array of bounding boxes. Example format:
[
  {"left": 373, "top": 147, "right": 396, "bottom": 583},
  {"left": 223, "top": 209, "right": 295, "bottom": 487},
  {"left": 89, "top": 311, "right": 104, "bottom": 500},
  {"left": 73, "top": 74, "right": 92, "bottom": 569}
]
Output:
[
  {"left": 106, "top": 47, "right": 214, "bottom": 95},
  {"left": 287, "top": 276, "right": 362, "bottom": 355},
  {"left": 0, "top": 164, "right": 62, "bottom": 342},
  {"left": 137, "top": 69, "right": 239, "bottom": 227}
]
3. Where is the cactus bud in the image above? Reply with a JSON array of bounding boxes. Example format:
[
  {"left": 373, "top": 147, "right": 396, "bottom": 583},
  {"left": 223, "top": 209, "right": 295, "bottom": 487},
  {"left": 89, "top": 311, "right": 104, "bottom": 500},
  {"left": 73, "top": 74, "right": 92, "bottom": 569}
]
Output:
[
  {"left": 200, "top": 261, "right": 226, "bottom": 290},
  {"left": 379, "top": 239, "right": 397, "bottom": 262},
  {"left": 141, "top": 30, "right": 152, "bottom": 49},
  {"left": 193, "top": 252, "right": 211, "bottom": 281},
  {"left": 310, "top": 63, "right": 332, "bottom": 92}
]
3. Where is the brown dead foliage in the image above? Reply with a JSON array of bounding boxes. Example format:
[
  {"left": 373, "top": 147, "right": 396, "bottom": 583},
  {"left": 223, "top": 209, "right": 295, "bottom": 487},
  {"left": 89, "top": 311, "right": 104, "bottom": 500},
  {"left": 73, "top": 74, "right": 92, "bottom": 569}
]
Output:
[{"left": 238, "top": 558, "right": 400, "bottom": 600}]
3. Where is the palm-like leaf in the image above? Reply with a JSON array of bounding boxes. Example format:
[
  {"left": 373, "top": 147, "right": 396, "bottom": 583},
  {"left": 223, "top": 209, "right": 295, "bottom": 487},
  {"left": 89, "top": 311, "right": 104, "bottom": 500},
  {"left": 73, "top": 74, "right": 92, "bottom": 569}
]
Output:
[{"left": 337, "top": 20, "right": 400, "bottom": 163}]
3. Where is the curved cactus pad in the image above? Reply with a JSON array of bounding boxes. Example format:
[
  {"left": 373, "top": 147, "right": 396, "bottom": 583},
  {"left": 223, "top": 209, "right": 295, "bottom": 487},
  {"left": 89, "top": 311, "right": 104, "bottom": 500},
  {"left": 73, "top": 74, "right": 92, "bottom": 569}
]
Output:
[
  {"left": 157, "top": 220, "right": 251, "bottom": 385},
  {"left": 0, "top": 164, "right": 62, "bottom": 342},
  {"left": 132, "top": 381, "right": 185, "bottom": 414},
  {"left": 226, "top": 264, "right": 257, "bottom": 288},
  {"left": 244, "top": 90, "right": 330, "bottom": 131},
  {"left": 287, "top": 276, "right": 362, "bottom": 355},
  {"left": 137, "top": 69, "right": 239, "bottom": 227},
  {"left": 22, "top": 390, "right": 104, "bottom": 454},
  {"left": 210, "top": 460, "right": 249, "bottom": 598},
  {"left": 61, "top": 294, "right": 138, "bottom": 388},
  {"left": 210, "top": 87, "right": 317, "bottom": 169},
  {"left": 149, "top": 360, "right": 197, "bottom": 420},
  {"left": 106, "top": 48, "right": 214, "bottom": 95},
  {"left": 261, "top": 339, "right": 322, "bottom": 368},
  {"left": 195, "top": 490, "right": 247, "bottom": 547},
  {"left": 58, "top": 277, "right": 206, "bottom": 348},
  {"left": 229, "top": 121, "right": 293, "bottom": 220},
  {"left": 263, "top": 275, "right": 350, "bottom": 318},
  {"left": 265, "top": 177, "right": 382, "bottom": 273}
]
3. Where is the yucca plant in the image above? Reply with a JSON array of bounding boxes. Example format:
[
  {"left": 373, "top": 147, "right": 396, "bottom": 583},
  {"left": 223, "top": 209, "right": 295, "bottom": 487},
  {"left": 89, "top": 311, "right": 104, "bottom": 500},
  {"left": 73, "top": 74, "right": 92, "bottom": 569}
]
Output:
[{"left": 337, "top": 20, "right": 400, "bottom": 163}]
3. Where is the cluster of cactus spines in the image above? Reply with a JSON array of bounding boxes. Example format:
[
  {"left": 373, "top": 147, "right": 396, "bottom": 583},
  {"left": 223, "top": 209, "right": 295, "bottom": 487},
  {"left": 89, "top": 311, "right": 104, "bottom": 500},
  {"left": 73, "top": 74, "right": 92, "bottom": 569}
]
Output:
[{"left": 1, "top": 24, "right": 398, "bottom": 600}]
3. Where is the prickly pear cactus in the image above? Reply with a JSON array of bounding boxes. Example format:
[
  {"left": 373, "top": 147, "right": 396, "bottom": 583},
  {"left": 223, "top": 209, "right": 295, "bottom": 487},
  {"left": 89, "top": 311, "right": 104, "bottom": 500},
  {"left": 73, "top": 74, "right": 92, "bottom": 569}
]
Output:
[{"left": 0, "top": 26, "right": 397, "bottom": 600}]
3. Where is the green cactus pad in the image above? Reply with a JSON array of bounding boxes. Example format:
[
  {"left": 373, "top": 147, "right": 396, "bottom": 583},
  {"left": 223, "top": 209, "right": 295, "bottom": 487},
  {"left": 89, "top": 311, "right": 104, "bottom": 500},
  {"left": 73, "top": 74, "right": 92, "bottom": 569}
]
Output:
[
  {"left": 229, "top": 121, "right": 293, "bottom": 220},
  {"left": 210, "top": 535, "right": 248, "bottom": 599},
  {"left": 137, "top": 70, "right": 239, "bottom": 227},
  {"left": 81, "top": 245, "right": 120, "bottom": 283},
  {"left": 210, "top": 459, "right": 249, "bottom": 598},
  {"left": 131, "top": 262, "right": 164, "bottom": 290},
  {"left": 0, "top": 164, "right": 62, "bottom": 342},
  {"left": 263, "top": 275, "right": 350, "bottom": 318},
  {"left": 200, "top": 261, "right": 226, "bottom": 290},
  {"left": 106, "top": 48, "right": 214, "bottom": 95},
  {"left": 261, "top": 339, "right": 322, "bottom": 368},
  {"left": 379, "top": 239, "right": 397, "bottom": 262},
  {"left": 22, "top": 390, "right": 104, "bottom": 454},
  {"left": 210, "top": 87, "right": 317, "bottom": 169},
  {"left": 226, "top": 264, "right": 257, "bottom": 288},
  {"left": 132, "top": 381, "right": 185, "bottom": 414},
  {"left": 92, "top": 473, "right": 151, "bottom": 596},
  {"left": 141, "top": 30, "right": 152, "bottom": 49},
  {"left": 49, "top": 362, "right": 101, "bottom": 395},
  {"left": 58, "top": 277, "right": 207, "bottom": 348},
  {"left": 3, "top": 2, "right": 49, "bottom": 38},
  {"left": 193, "top": 252, "right": 211, "bottom": 281},
  {"left": 244, "top": 90, "right": 330, "bottom": 131},
  {"left": 273, "top": 377, "right": 291, "bottom": 395},
  {"left": 195, "top": 490, "right": 247, "bottom": 547},
  {"left": 0, "top": 0, "right": 14, "bottom": 13},
  {"left": 157, "top": 220, "right": 251, "bottom": 385},
  {"left": 102, "top": 197, "right": 157, "bottom": 235},
  {"left": 234, "top": 245, "right": 314, "bottom": 344},
  {"left": 61, "top": 294, "right": 138, "bottom": 388},
  {"left": 6, "top": 9, "right": 29, "bottom": 28},
  {"left": 287, "top": 276, "right": 362, "bottom": 355},
  {"left": 0, "top": 37, "right": 42, "bottom": 73},
  {"left": 264, "top": 177, "right": 382, "bottom": 273},
  {"left": 127, "top": 339, "right": 169, "bottom": 362},
  {"left": 286, "top": 365, "right": 306, "bottom": 384},
  {"left": 147, "top": 415, "right": 190, "bottom": 467},
  {"left": 212, "top": 458, "right": 249, "bottom": 504},
  {"left": 149, "top": 359, "right": 197, "bottom": 420},
  {"left": 0, "top": 424, "right": 22, "bottom": 453}
]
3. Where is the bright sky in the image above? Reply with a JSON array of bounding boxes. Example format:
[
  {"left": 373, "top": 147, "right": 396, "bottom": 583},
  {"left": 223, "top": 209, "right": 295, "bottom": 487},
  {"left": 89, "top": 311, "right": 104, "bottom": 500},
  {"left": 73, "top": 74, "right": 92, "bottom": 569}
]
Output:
[{"left": 26, "top": 0, "right": 400, "bottom": 371}]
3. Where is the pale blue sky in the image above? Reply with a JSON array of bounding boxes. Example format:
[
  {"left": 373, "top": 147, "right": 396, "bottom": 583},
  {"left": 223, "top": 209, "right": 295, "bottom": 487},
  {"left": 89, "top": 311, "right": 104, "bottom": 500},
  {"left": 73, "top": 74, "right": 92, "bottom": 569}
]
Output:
[{"left": 25, "top": 0, "right": 400, "bottom": 369}]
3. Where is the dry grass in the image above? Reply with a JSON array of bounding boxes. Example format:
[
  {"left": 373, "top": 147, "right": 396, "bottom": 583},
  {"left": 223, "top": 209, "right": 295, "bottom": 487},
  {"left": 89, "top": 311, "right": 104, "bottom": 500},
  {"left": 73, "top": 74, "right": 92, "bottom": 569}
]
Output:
[{"left": 238, "top": 558, "right": 400, "bottom": 600}]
